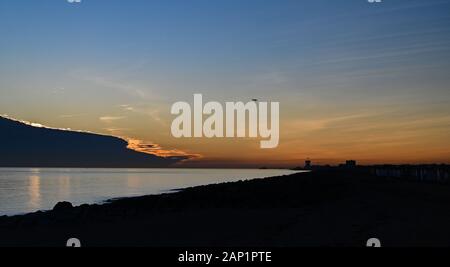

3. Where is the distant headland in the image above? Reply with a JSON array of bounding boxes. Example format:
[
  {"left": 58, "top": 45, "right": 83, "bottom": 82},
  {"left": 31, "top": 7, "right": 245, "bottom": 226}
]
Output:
[{"left": 0, "top": 116, "right": 187, "bottom": 168}]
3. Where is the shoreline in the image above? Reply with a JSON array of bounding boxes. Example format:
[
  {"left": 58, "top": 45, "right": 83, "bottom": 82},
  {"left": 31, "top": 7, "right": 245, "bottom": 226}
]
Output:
[
  {"left": 0, "top": 168, "right": 298, "bottom": 217},
  {"left": 2, "top": 169, "right": 450, "bottom": 247},
  {"left": 0, "top": 172, "right": 299, "bottom": 218}
]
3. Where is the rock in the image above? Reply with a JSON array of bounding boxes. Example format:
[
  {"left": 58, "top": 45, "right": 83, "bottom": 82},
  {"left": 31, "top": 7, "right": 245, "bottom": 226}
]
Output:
[
  {"left": 53, "top": 201, "right": 73, "bottom": 212},
  {"left": 19, "top": 218, "right": 37, "bottom": 228}
]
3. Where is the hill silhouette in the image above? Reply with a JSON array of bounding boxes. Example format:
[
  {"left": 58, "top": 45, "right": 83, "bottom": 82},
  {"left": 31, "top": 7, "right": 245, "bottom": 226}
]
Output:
[{"left": 0, "top": 116, "right": 185, "bottom": 168}]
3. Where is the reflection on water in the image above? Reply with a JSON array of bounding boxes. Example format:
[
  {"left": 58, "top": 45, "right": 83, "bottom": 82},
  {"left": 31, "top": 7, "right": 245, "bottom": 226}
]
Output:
[
  {"left": 58, "top": 176, "right": 71, "bottom": 200},
  {"left": 0, "top": 168, "right": 300, "bottom": 216},
  {"left": 28, "top": 175, "right": 41, "bottom": 210},
  {"left": 126, "top": 175, "right": 142, "bottom": 190}
]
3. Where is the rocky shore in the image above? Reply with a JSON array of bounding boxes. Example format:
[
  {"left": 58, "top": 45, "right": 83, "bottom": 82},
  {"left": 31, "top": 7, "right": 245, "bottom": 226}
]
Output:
[{"left": 1, "top": 169, "right": 450, "bottom": 247}]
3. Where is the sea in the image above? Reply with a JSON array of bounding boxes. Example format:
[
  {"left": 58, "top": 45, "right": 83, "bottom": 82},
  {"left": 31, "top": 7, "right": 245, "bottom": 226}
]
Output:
[{"left": 0, "top": 168, "right": 299, "bottom": 216}]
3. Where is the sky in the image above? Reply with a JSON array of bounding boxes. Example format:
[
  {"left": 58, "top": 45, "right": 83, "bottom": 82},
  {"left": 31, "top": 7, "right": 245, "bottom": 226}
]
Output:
[{"left": 1, "top": 0, "right": 450, "bottom": 167}]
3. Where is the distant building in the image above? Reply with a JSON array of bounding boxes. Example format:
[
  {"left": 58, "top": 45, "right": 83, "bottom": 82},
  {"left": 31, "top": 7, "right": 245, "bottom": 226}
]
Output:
[
  {"left": 305, "top": 159, "right": 312, "bottom": 169},
  {"left": 346, "top": 160, "right": 357, "bottom": 168},
  {"left": 373, "top": 165, "right": 450, "bottom": 184}
]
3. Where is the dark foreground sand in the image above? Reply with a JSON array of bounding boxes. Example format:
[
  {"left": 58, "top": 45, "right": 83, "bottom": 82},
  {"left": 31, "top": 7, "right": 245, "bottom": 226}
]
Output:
[{"left": 1, "top": 169, "right": 450, "bottom": 247}]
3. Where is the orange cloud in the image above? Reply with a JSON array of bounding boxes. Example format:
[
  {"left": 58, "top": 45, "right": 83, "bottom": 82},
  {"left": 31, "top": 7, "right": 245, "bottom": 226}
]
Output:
[{"left": 126, "top": 138, "right": 201, "bottom": 160}]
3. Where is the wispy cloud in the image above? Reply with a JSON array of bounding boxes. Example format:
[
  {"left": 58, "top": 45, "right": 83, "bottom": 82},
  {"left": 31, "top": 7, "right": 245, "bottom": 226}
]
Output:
[
  {"left": 99, "top": 116, "right": 126, "bottom": 123},
  {"left": 69, "top": 69, "right": 158, "bottom": 101},
  {"left": 118, "top": 104, "right": 167, "bottom": 126},
  {"left": 118, "top": 104, "right": 135, "bottom": 112},
  {"left": 59, "top": 114, "right": 85, "bottom": 119}
]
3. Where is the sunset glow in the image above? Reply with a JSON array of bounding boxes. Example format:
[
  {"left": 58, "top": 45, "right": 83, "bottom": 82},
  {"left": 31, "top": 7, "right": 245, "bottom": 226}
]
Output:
[{"left": 0, "top": 0, "right": 449, "bottom": 167}]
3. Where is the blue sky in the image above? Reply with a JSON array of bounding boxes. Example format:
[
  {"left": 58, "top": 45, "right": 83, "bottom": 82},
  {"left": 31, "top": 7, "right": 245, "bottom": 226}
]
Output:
[{"left": 1, "top": 0, "right": 450, "bottom": 165}]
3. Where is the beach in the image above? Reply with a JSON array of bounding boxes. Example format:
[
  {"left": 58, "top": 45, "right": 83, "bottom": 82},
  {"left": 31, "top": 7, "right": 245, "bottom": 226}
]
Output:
[{"left": 1, "top": 169, "right": 450, "bottom": 247}]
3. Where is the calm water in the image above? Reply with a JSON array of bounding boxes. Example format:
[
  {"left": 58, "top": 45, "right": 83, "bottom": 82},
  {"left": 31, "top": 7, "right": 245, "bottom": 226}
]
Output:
[{"left": 0, "top": 168, "right": 298, "bottom": 216}]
